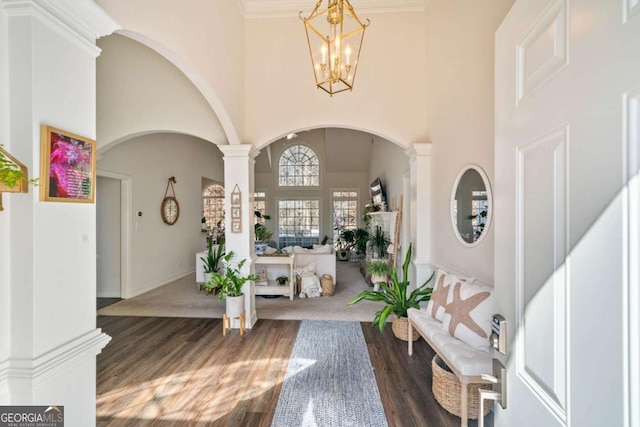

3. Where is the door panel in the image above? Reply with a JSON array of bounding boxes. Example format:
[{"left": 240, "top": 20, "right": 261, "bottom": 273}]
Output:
[
  {"left": 518, "top": 127, "right": 568, "bottom": 417},
  {"left": 495, "top": 0, "right": 639, "bottom": 426}
]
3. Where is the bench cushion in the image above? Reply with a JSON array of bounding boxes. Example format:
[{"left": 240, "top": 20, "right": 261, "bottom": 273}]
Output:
[{"left": 408, "top": 308, "right": 492, "bottom": 377}]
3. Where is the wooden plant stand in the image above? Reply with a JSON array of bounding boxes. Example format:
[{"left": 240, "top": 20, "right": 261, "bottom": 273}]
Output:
[{"left": 222, "top": 312, "right": 246, "bottom": 336}]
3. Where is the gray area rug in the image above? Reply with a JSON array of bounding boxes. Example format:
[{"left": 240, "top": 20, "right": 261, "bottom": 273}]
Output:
[{"left": 271, "top": 320, "right": 388, "bottom": 427}]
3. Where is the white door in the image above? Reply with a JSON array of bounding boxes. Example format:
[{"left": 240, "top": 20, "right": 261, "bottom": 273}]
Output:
[
  {"left": 97, "top": 176, "right": 121, "bottom": 298},
  {"left": 495, "top": 0, "right": 639, "bottom": 426}
]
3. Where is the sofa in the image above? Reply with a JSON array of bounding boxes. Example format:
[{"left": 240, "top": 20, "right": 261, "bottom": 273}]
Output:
[
  {"left": 407, "top": 267, "right": 494, "bottom": 427},
  {"left": 281, "top": 244, "right": 336, "bottom": 280}
]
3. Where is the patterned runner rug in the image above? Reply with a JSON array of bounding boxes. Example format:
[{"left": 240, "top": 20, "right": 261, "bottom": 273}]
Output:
[{"left": 271, "top": 320, "right": 388, "bottom": 427}]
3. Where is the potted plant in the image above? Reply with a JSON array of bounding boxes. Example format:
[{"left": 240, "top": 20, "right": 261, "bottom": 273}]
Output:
[
  {"left": 348, "top": 243, "right": 434, "bottom": 341},
  {"left": 366, "top": 259, "right": 390, "bottom": 291},
  {"left": 203, "top": 251, "right": 260, "bottom": 317},
  {"left": 335, "top": 227, "right": 355, "bottom": 261},
  {"left": 0, "top": 146, "right": 38, "bottom": 210},
  {"left": 354, "top": 228, "right": 369, "bottom": 259},
  {"left": 369, "top": 225, "right": 391, "bottom": 259},
  {"left": 276, "top": 275, "right": 288, "bottom": 286},
  {"left": 254, "top": 211, "right": 272, "bottom": 255},
  {"left": 200, "top": 240, "right": 224, "bottom": 293},
  {"left": 201, "top": 215, "right": 208, "bottom": 231}
]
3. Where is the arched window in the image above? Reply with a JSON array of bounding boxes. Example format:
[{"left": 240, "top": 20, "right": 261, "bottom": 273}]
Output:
[
  {"left": 202, "top": 183, "right": 225, "bottom": 230},
  {"left": 278, "top": 144, "right": 319, "bottom": 187}
]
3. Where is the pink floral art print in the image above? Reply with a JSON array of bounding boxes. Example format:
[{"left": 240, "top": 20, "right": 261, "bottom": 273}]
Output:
[{"left": 40, "top": 125, "right": 96, "bottom": 203}]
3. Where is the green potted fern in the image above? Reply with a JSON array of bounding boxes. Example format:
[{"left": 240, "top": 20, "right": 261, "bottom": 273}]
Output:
[
  {"left": 349, "top": 242, "right": 434, "bottom": 341},
  {"left": 366, "top": 259, "right": 390, "bottom": 291}
]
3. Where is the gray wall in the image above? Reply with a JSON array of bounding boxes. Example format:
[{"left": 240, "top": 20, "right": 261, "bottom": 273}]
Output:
[{"left": 98, "top": 133, "right": 224, "bottom": 297}]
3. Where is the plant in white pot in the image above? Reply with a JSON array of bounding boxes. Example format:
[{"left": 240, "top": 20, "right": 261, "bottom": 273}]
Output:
[
  {"left": 203, "top": 251, "right": 260, "bottom": 318},
  {"left": 366, "top": 259, "right": 390, "bottom": 291}
]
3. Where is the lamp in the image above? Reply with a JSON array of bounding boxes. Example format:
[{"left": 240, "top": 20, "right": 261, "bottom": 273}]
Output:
[{"left": 300, "top": 0, "right": 370, "bottom": 96}]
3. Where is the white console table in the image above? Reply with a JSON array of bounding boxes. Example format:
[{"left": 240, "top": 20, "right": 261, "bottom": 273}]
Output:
[{"left": 254, "top": 254, "right": 295, "bottom": 300}]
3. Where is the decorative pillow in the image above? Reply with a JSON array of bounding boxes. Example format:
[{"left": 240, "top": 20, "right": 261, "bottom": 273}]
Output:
[
  {"left": 441, "top": 281, "right": 493, "bottom": 351},
  {"left": 313, "top": 244, "right": 333, "bottom": 254},
  {"left": 265, "top": 246, "right": 277, "bottom": 255},
  {"left": 293, "top": 262, "right": 317, "bottom": 292},
  {"left": 299, "top": 273, "right": 322, "bottom": 298},
  {"left": 293, "top": 262, "right": 316, "bottom": 277},
  {"left": 424, "top": 269, "right": 451, "bottom": 321},
  {"left": 281, "top": 246, "right": 293, "bottom": 254}
]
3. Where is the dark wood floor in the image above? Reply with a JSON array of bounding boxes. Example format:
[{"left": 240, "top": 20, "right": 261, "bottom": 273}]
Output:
[{"left": 97, "top": 316, "right": 491, "bottom": 426}]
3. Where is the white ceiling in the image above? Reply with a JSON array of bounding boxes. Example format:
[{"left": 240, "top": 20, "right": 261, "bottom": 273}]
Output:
[{"left": 237, "top": 0, "right": 427, "bottom": 17}]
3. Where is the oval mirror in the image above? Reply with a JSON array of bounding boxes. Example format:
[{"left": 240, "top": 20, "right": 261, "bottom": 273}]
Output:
[{"left": 450, "top": 165, "right": 492, "bottom": 247}]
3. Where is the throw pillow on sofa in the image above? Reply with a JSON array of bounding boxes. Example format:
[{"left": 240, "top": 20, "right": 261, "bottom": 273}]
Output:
[{"left": 441, "top": 282, "right": 493, "bottom": 351}]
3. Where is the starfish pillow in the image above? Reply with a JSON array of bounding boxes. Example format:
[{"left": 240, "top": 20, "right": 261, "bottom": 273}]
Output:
[
  {"left": 425, "top": 270, "right": 468, "bottom": 321},
  {"left": 441, "top": 281, "right": 493, "bottom": 352}
]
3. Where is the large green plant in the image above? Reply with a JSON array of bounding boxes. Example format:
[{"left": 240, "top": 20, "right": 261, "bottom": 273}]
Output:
[
  {"left": 200, "top": 240, "right": 224, "bottom": 273},
  {"left": 348, "top": 243, "right": 434, "bottom": 331},
  {"left": 204, "top": 251, "right": 260, "bottom": 300},
  {"left": 354, "top": 228, "right": 369, "bottom": 258},
  {"left": 335, "top": 227, "right": 356, "bottom": 252},
  {"left": 369, "top": 225, "right": 391, "bottom": 258},
  {"left": 254, "top": 211, "right": 272, "bottom": 242}
]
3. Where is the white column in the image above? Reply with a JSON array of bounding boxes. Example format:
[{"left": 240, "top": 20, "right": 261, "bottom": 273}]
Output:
[
  {"left": 0, "top": 1, "right": 118, "bottom": 424},
  {"left": 405, "top": 143, "right": 433, "bottom": 287},
  {"left": 218, "top": 144, "right": 260, "bottom": 328}
]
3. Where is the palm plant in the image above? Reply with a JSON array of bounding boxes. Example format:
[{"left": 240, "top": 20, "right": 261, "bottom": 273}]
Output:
[{"left": 348, "top": 243, "right": 434, "bottom": 332}]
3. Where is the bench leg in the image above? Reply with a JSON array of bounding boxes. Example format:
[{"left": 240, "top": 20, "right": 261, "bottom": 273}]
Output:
[
  {"left": 460, "top": 377, "right": 469, "bottom": 427},
  {"left": 408, "top": 320, "right": 414, "bottom": 356}
]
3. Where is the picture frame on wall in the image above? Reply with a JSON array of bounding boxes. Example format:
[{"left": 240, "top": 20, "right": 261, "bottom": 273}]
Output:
[
  {"left": 230, "top": 184, "right": 242, "bottom": 232},
  {"left": 40, "top": 124, "right": 97, "bottom": 203}
]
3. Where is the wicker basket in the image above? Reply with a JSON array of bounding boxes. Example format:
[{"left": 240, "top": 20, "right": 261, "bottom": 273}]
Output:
[
  {"left": 431, "top": 355, "right": 491, "bottom": 419},
  {"left": 391, "top": 316, "right": 420, "bottom": 341},
  {"left": 320, "top": 274, "right": 335, "bottom": 296}
]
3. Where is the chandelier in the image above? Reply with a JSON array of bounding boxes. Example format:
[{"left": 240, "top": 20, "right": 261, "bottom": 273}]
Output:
[{"left": 300, "top": 0, "right": 370, "bottom": 96}]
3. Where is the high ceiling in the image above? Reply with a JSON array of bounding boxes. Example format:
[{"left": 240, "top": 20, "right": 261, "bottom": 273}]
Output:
[{"left": 237, "top": 0, "right": 427, "bottom": 17}]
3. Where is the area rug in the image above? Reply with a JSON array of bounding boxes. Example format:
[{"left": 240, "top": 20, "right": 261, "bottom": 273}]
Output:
[{"left": 271, "top": 320, "right": 388, "bottom": 427}]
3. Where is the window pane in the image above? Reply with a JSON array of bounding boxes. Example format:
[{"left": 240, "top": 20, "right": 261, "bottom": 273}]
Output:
[
  {"left": 203, "top": 184, "right": 225, "bottom": 230},
  {"left": 278, "top": 199, "right": 320, "bottom": 248},
  {"left": 332, "top": 190, "right": 359, "bottom": 247},
  {"left": 279, "top": 144, "right": 319, "bottom": 187}
]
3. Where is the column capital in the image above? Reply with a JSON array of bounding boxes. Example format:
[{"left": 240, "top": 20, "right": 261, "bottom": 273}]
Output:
[
  {"left": 404, "top": 142, "right": 432, "bottom": 161},
  {"left": 218, "top": 144, "right": 260, "bottom": 160}
]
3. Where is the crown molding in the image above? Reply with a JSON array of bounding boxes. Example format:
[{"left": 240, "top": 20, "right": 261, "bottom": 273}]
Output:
[{"left": 236, "top": 0, "right": 427, "bottom": 18}]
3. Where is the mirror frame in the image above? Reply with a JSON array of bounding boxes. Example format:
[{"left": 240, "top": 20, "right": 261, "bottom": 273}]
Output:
[{"left": 450, "top": 164, "right": 493, "bottom": 247}]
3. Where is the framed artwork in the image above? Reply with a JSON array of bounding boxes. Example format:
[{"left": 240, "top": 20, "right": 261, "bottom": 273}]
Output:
[
  {"left": 40, "top": 125, "right": 96, "bottom": 203},
  {"left": 230, "top": 184, "right": 242, "bottom": 233}
]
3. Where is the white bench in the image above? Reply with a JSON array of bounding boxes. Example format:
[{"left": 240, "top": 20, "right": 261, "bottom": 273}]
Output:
[{"left": 407, "top": 268, "right": 495, "bottom": 427}]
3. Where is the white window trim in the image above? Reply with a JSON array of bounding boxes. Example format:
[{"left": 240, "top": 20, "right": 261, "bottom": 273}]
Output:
[
  {"left": 276, "top": 142, "right": 322, "bottom": 189},
  {"left": 276, "top": 196, "right": 323, "bottom": 247}
]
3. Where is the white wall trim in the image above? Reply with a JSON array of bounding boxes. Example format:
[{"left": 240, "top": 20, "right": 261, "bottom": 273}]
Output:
[
  {"left": 0, "top": 329, "right": 110, "bottom": 393},
  {"left": 2, "top": 0, "right": 120, "bottom": 57}
]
